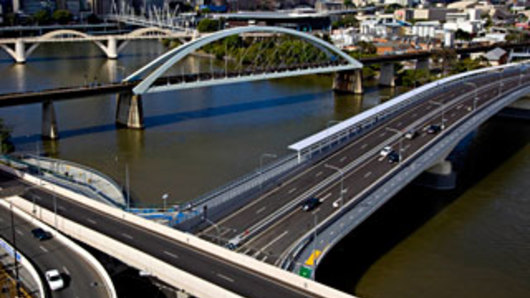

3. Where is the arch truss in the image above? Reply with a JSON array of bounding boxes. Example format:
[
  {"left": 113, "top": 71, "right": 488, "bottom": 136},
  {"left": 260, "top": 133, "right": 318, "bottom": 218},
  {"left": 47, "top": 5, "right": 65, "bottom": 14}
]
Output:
[{"left": 125, "top": 26, "right": 363, "bottom": 95}]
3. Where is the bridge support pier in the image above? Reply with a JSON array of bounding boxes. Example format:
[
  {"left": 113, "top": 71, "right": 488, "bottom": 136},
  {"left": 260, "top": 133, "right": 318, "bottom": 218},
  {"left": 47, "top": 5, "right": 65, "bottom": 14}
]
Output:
[
  {"left": 379, "top": 63, "right": 395, "bottom": 87},
  {"left": 15, "top": 40, "right": 26, "bottom": 64},
  {"left": 415, "top": 160, "right": 457, "bottom": 190},
  {"left": 416, "top": 58, "right": 430, "bottom": 71},
  {"left": 42, "top": 100, "right": 59, "bottom": 140},
  {"left": 333, "top": 69, "right": 363, "bottom": 94},
  {"left": 116, "top": 92, "right": 144, "bottom": 129},
  {"left": 106, "top": 37, "right": 118, "bottom": 59}
]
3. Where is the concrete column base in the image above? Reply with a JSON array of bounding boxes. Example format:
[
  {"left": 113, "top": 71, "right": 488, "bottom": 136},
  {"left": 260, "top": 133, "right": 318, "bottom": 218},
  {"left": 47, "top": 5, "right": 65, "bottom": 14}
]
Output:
[
  {"left": 42, "top": 100, "right": 59, "bottom": 140},
  {"left": 116, "top": 92, "right": 144, "bottom": 129},
  {"left": 15, "top": 40, "right": 26, "bottom": 64},
  {"left": 106, "top": 37, "right": 118, "bottom": 59},
  {"left": 379, "top": 63, "right": 395, "bottom": 87},
  {"left": 333, "top": 69, "right": 363, "bottom": 94},
  {"left": 414, "top": 160, "right": 457, "bottom": 190}
]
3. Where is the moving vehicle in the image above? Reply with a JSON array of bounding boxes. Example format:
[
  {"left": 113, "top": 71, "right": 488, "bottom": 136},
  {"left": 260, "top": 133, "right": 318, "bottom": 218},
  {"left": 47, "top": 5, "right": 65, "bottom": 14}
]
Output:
[
  {"left": 301, "top": 197, "right": 321, "bottom": 212},
  {"left": 31, "top": 228, "right": 52, "bottom": 241},
  {"left": 405, "top": 129, "right": 418, "bottom": 139},
  {"left": 388, "top": 151, "right": 401, "bottom": 163},
  {"left": 45, "top": 269, "right": 64, "bottom": 291},
  {"left": 427, "top": 124, "right": 442, "bottom": 134},
  {"left": 379, "top": 146, "right": 392, "bottom": 157}
]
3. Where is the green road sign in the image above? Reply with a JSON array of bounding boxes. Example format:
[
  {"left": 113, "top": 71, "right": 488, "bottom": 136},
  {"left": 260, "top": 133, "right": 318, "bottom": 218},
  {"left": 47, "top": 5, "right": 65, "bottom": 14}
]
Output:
[{"left": 299, "top": 266, "right": 312, "bottom": 278}]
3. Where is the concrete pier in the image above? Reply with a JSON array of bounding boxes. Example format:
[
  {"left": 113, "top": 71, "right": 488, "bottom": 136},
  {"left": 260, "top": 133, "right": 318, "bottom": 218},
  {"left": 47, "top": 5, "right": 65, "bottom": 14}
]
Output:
[
  {"left": 116, "top": 92, "right": 144, "bottom": 129},
  {"left": 414, "top": 160, "right": 457, "bottom": 190},
  {"left": 42, "top": 100, "right": 59, "bottom": 140},
  {"left": 15, "top": 40, "right": 26, "bottom": 64},
  {"left": 107, "top": 37, "right": 118, "bottom": 59},
  {"left": 333, "top": 69, "right": 363, "bottom": 94},
  {"left": 379, "top": 63, "right": 395, "bottom": 87}
]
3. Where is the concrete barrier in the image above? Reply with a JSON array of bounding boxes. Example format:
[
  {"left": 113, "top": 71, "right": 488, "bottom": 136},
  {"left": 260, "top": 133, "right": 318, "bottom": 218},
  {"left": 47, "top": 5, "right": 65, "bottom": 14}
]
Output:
[
  {"left": 6, "top": 196, "right": 241, "bottom": 298},
  {"left": 0, "top": 163, "right": 354, "bottom": 298},
  {"left": 0, "top": 200, "right": 117, "bottom": 298},
  {"left": 0, "top": 236, "right": 45, "bottom": 298}
]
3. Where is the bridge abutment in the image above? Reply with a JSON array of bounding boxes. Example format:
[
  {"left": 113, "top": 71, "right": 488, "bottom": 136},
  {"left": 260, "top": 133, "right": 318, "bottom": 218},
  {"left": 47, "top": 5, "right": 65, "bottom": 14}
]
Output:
[
  {"left": 415, "top": 160, "right": 457, "bottom": 190},
  {"left": 42, "top": 100, "right": 59, "bottom": 140},
  {"left": 15, "top": 40, "right": 26, "bottom": 63},
  {"left": 379, "top": 63, "right": 395, "bottom": 87},
  {"left": 116, "top": 92, "right": 144, "bottom": 129},
  {"left": 333, "top": 69, "right": 363, "bottom": 94}
]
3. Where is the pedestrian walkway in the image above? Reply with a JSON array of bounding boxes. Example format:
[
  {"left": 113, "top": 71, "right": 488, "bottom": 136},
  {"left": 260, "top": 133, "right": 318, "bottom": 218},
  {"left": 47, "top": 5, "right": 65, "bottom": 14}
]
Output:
[{"left": 0, "top": 246, "right": 39, "bottom": 298}]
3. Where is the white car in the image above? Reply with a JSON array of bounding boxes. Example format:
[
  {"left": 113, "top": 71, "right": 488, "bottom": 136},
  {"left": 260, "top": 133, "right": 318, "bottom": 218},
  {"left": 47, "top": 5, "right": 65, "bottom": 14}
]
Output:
[
  {"left": 380, "top": 146, "right": 392, "bottom": 157},
  {"left": 45, "top": 269, "right": 64, "bottom": 291}
]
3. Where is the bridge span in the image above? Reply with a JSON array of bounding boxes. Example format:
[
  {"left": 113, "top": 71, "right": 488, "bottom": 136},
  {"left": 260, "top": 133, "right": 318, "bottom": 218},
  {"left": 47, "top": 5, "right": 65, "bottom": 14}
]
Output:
[{"left": 188, "top": 62, "right": 530, "bottom": 279}]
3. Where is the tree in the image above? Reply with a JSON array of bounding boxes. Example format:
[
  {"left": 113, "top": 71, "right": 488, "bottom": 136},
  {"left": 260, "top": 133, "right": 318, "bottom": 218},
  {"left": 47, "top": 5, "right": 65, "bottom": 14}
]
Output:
[
  {"left": 344, "top": 0, "right": 353, "bottom": 6},
  {"left": 197, "top": 18, "right": 221, "bottom": 33},
  {"left": 357, "top": 41, "right": 377, "bottom": 55},
  {"left": 455, "top": 29, "right": 472, "bottom": 41},
  {"left": 401, "top": 69, "right": 431, "bottom": 87},
  {"left": 450, "top": 58, "right": 485, "bottom": 75},
  {"left": 332, "top": 15, "right": 359, "bottom": 29},
  {"left": 384, "top": 4, "right": 403, "bottom": 14},
  {"left": 0, "top": 119, "right": 14, "bottom": 154},
  {"left": 432, "top": 48, "right": 457, "bottom": 75},
  {"left": 33, "top": 10, "right": 51, "bottom": 25},
  {"left": 52, "top": 9, "right": 73, "bottom": 25}
]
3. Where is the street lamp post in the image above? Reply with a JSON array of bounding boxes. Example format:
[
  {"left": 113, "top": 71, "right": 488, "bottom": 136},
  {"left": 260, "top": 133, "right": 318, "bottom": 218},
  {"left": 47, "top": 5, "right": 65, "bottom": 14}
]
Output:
[
  {"left": 324, "top": 164, "right": 344, "bottom": 208},
  {"left": 162, "top": 193, "right": 168, "bottom": 212},
  {"left": 9, "top": 203, "right": 21, "bottom": 297},
  {"left": 259, "top": 153, "right": 277, "bottom": 189},
  {"left": 464, "top": 81, "right": 478, "bottom": 111},
  {"left": 204, "top": 217, "right": 221, "bottom": 244},
  {"left": 430, "top": 100, "right": 445, "bottom": 129}
]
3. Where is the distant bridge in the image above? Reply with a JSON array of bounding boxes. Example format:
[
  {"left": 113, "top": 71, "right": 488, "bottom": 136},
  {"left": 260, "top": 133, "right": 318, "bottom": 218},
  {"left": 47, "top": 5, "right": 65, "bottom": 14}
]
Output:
[{"left": 0, "top": 27, "right": 193, "bottom": 63}]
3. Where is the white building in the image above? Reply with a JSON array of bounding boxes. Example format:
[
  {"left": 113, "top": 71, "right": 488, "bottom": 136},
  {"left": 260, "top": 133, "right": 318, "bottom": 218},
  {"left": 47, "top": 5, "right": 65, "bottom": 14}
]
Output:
[{"left": 412, "top": 21, "right": 442, "bottom": 38}]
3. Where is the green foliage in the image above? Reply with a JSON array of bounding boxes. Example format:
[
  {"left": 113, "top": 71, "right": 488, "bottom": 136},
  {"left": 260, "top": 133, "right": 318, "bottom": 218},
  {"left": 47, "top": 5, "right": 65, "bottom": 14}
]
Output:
[
  {"left": 506, "top": 32, "right": 530, "bottom": 43},
  {"left": 332, "top": 15, "right": 359, "bottom": 29},
  {"left": 384, "top": 4, "right": 403, "bottom": 14},
  {"left": 400, "top": 69, "right": 431, "bottom": 87},
  {"left": 33, "top": 10, "right": 51, "bottom": 25},
  {"left": 197, "top": 18, "right": 221, "bottom": 33},
  {"left": 455, "top": 29, "right": 472, "bottom": 41},
  {"left": 52, "top": 9, "right": 73, "bottom": 25},
  {"left": 344, "top": 0, "right": 354, "bottom": 7},
  {"left": 357, "top": 41, "right": 377, "bottom": 55},
  {"left": 0, "top": 119, "right": 14, "bottom": 154},
  {"left": 362, "top": 67, "right": 376, "bottom": 79},
  {"left": 450, "top": 58, "right": 488, "bottom": 75}
]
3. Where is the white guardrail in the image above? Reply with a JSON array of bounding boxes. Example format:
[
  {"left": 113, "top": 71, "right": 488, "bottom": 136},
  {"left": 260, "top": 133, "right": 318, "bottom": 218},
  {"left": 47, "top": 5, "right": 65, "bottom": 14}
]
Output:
[
  {"left": 0, "top": 163, "right": 355, "bottom": 298},
  {"left": 0, "top": 236, "right": 45, "bottom": 298},
  {"left": 0, "top": 200, "right": 117, "bottom": 298}
]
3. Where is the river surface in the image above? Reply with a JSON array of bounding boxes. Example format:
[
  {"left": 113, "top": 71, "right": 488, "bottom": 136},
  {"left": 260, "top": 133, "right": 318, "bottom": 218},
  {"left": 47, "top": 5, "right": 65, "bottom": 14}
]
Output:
[{"left": 0, "top": 41, "right": 528, "bottom": 297}]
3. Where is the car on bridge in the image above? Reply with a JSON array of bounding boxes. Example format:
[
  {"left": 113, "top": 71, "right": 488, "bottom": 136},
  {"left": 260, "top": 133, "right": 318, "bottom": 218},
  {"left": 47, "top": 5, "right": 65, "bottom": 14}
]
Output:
[
  {"left": 31, "top": 228, "right": 52, "bottom": 241},
  {"left": 427, "top": 124, "right": 443, "bottom": 134},
  {"left": 302, "top": 197, "right": 321, "bottom": 212},
  {"left": 388, "top": 151, "right": 401, "bottom": 163},
  {"left": 405, "top": 129, "right": 418, "bottom": 139},
  {"left": 380, "top": 146, "right": 393, "bottom": 157}
]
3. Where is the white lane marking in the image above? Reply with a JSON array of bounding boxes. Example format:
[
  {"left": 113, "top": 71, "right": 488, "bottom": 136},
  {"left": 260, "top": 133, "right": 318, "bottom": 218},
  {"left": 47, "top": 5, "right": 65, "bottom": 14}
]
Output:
[
  {"left": 122, "top": 233, "right": 133, "bottom": 240},
  {"left": 219, "top": 229, "right": 231, "bottom": 237},
  {"left": 256, "top": 207, "right": 266, "bottom": 215},
  {"left": 87, "top": 218, "right": 97, "bottom": 225},
  {"left": 39, "top": 246, "right": 48, "bottom": 253},
  {"left": 62, "top": 266, "right": 70, "bottom": 275},
  {"left": 342, "top": 188, "right": 349, "bottom": 194},
  {"left": 340, "top": 156, "right": 347, "bottom": 162},
  {"left": 361, "top": 143, "right": 368, "bottom": 149},
  {"left": 379, "top": 132, "right": 386, "bottom": 137},
  {"left": 15, "top": 229, "right": 23, "bottom": 236},
  {"left": 378, "top": 156, "right": 385, "bottom": 162},
  {"left": 412, "top": 113, "right": 418, "bottom": 117},
  {"left": 163, "top": 251, "right": 179, "bottom": 259},
  {"left": 261, "top": 255, "right": 268, "bottom": 262},
  {"left": 288, "top": 187, "right": 297, "bottom": 194},
  {"left": 396, "top": 122, "right": 402, "bottom": 127},
  {"left": 260, "top": 230, "right": 289, "bottom": 251},
  {"left": 58, "top": 206, "right": 66, "bottom": 211},
  {"left": 243, "top": 248, "right": 251, "bottom": 255},
  {"left": 216, "top": 273, "right": 234, "bottom": 283},
  {"left": 315, "top": 171, "right": 323, "bottom": 177},
  {"left": 320, "top": 192, "right": 332, "bottom": 202},
  {"left": 364, "top": 172, "right": 372, "bottom": 178},
  {"left": 403, "top": 144, "right": 411, "bottom": 151},
  {"left": 426, "top": 105, "right": 432, "bottom": 110}
]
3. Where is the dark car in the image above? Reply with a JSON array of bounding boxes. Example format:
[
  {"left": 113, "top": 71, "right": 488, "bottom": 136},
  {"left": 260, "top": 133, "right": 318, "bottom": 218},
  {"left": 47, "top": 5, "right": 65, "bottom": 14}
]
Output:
[
  {"left": 301, "top": 197, "right": 321, "bottom": 212},
  {"left": 388, "top": 151, "right": 401, "bottom": 163},
  {"left": 31, "top": 228, "right": 52, "bottom": 241},
  {"left": 427, "top": 124, "right": 442, "bottom": 134},
  {"left": 405, "top": 129, "right": 418, "bottom": 139}
]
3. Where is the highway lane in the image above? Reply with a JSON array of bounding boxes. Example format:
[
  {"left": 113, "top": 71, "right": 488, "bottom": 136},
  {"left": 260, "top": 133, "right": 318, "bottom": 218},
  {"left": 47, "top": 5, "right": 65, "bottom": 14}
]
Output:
[
  {"left": 198, "top": 74, "right": 502, "bottom": 243},
  {"left": 0, "top": 202, "right": 109, "bottom": 298},
  {"left": 239, "top": 73, "right": 528, "bottom": 264},
  {"left": 0, "top": 173, "right": 326, "bottom": 298}
]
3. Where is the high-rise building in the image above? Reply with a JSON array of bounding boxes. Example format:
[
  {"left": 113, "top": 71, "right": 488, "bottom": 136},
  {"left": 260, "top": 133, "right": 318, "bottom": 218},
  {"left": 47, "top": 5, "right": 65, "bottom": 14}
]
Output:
[{"left": 87, "top": 0, "right": 112, "bottom": 15}]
